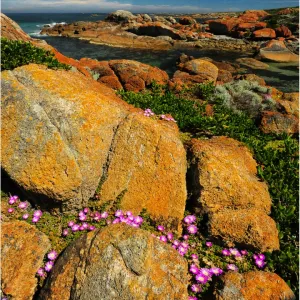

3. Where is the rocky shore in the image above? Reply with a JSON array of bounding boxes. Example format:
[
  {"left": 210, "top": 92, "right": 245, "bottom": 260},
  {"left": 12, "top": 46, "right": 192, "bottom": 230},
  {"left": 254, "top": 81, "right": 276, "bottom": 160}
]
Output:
[{"left": 1, "top": 12, "right": 299, "bottom": 300}]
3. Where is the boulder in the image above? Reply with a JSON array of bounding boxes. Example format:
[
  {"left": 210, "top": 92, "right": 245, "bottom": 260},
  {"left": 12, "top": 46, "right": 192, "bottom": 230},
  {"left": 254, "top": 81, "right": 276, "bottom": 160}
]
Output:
[
  {"left": 209, "top": 208, "right": 279, "bottom": 251},
  {"left": 277, "top": 7, "right": 299, "bottom": 15},
  {"left": 105, "top": 10, "right": 137, "bottom": 23},
  {"left": 188, "top": 137, "right": 272, "bottom": 214},
  {"left": 2, "top": 65, "right": 187, "bottom": 228},
  {"left": 208, "top": 19, "right": 238, "bottom": 35},
  {"left": 1, "top": 221, "right": 51, "bottom": 300},
  {"left": 283, "top": 92, "right": 299, "bottom": 103},
  {"left": 79, "top": 58, "right": 169, "bottom": 92},
  {"left": 276, "top": 98, "right": 299, "bottom": 118},
  {"left": 217, "top": 69, "right": 233, "bottom": 84},
  {"left": 180, "top": 59, "right": 219, "bottom": 82},
  {"left": 253, "top": 28, "right": 276, "bottom": 39},
  {"left": 178, "top": 16, "right": 197, "bottom": 25},
  {"left": 213, "top": 271, "right": 296, "bottom": 300},
  {"left": 236, "top": 57, "right": 269, "bottom": 69},
  {"left": 165, "top": 16, "right": 177, "bottom": 24},
  {"left": 275, "top": 25, "right": 292, "bottom": 37},
  {"left": 234, "top": 73, "right": 266, "bottom": 86},
  {"left": 260, "top": 111, "right": 299, "bottom": 134},
  {"left": 259, "top": 39, "right": 299, "bottom": 62},
  {"left": 38, "top": 224, "right": 189, "bottom": 300},
  {"left": 236, "top": 22, "right": 267, "bottom": 31}
]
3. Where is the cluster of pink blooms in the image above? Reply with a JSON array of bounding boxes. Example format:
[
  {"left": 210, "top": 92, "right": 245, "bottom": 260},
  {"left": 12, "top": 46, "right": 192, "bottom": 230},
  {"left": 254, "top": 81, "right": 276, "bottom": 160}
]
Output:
[
  {"left": 253, "top": 253, "right": 266, "bottom": 269},
  {"left": 36, "top": 250, "right": 58, "bottom": 277},
  {"left": 143, "top": 108, "right": 176, "bottom": 122},
  {"left": 61, "top": 209, "right": 144, "bottom": 237},
  {"left": 6, "top": 195, "right": 43, "bottom": 223}
]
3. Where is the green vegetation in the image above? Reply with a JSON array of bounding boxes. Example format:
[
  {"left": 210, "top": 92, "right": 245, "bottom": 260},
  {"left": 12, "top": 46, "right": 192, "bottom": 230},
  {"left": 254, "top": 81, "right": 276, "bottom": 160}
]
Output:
[
  {"left": 1, "top": 38, "right": 71, "bottom": 71},
  {"left": 118, "top": 82, "right": 299, "bottom": 296}
]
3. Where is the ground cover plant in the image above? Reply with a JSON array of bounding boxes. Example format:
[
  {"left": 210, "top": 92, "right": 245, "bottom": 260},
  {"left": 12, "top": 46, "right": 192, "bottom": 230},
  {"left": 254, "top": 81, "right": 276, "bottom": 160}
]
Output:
[{"left": 1, "top": 38, "right": 71, "bottom": 71}]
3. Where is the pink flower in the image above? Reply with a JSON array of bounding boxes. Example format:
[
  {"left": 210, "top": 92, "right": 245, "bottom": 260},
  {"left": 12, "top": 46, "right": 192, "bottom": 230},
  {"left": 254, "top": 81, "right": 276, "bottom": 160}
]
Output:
[
  {"left": 240, "top": 250, "right": 248, "bottom": 256},
  {"left": 62, "top": 229, "right": 69, "bottom": 236},
  {"left": 88, "top": 225, "right": 96, "bottom": 231},
  {"left": 199, "top": 268, "right": 212, "bottom": 278},
  {"left": 115, "top": 210, "right": 123, "bottom": 217},
  {"left": 255, "top": 259, "right": 266, "bottom": 268},
  {"left": 227, "top": 264, "right": 238, "bottom": 272},
  {"left": 112, "top": 218, "right": 120, "bottom": 224},
  {"left": 8, "top": 195, "right": 19, "bottom": 205},
  {"left": 167, "top": 232, "right": 173, "bottom": 241},
  {"left": 37, "top": 268, "right": 46, "bottom": 277},
  {"left": 134, "top": 216, "right": 143, "bottom": 224},
  {"left": 191, "top": 254, "right": 198, "bottom": 260},
  {"left": 189, "top": 264, "right": 199, "bottom": 274},
  {"left": 68, "top": 221, "right": 75, "bottom": 227},
  {"left": 206, "top": 241, "right": 213, "bottom": 247},
  {"left": 44, "top": 261, "right": 54, "bottom": 272},
  {"left": 210, "top": 267, "right": 223, "bottom": 276},
  {"left": 7, "top": 207, "right": 14, "bottom": 213},
  {"left": 18, "top": 202, "right": 28, "bottom": 209},
  {"left": 183, "top": 215, "right": 196, "bottom": 224},
  {"left": 32, "top": 216, "right": 40, "bottom": 223},
  {"left": 79, "top": 214, "right": 87, "bottom": 221},
  {"left": 195, "top": 273, "right": 208, "bottom": 284},
  {"left": 47, "top": 250, "right": 58, "bottom": 261},
  {"left": 101, "top": 212, "right": 108, "bottom": 219},
  {"left": 159, "top": 236, "right": 167, "bottom": 242},
  {"left": 187, "top": 225, "right": 198, "bottom": 234},
  {"left": 33, "top": 210, "right": 42, "bottom": 218},
  {"left": 71, "top": 224, "right": 80, "bottom": 232},
  {"left": 191, "top": 284, "right": 201, "bottom": 293},
  {"left": 83, "top": 208, "right": 89, "bottom": 214},
  {"left": 22, "top": 213, "right": 29, "bottom": 220},
  {"left": 229, "top": 248, "right": 240, "bottom": 256},
  {"left": 222, "top": 249, "right": 231, "bottom": 256},
  {"left": 157, "top": 225, "right": 165, "bottom": 231},
  {"left": 183, "top": 235, "right": 189, "bottom": 240}
]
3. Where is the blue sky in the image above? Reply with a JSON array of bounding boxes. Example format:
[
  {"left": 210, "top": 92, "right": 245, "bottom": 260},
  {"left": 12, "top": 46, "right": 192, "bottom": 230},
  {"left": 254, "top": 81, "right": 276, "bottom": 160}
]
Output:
[{"left": 2, "top": 0, "right": 299, "bottom": 13}]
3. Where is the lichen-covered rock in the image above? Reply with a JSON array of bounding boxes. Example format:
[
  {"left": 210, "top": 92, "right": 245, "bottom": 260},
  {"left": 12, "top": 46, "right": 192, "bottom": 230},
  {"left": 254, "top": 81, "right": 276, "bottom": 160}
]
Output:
[
  {"left": 260, "top": 111, "right": 299, "bottom": 134},
  {"left": 253, "top": 28, "right": 276, "bottom": 39},
  {"left": 2, "top": 64, "right": 186, "bottom": 227},
  {"left": 213, "top": 271, "right": 296, "bottom": 300},
  {"left": 99, "top": 113, "right": 187, "bottom": 230},
  {"left": 275, "top": 25, "right": 292, "bottom": 37},
  {"left": 234, "top": 73, "right": 266, "bottom": 86},
  {"left": 1, "top": 221, "right": 51, "bottom": 300},
  {"left": 189, "top": 137, "right": 272, "bottom": 214},
  {"left": 38, "top": 224, "right": 189, "bottom": 300},
  {"left": 105, "top": 10, "right": 137, "bottom": 23},
  {"left": 80, "top": 58, "right": 169, "bottom": 92},
  {"left": 178, "top": 59, "right": 219, "bottom": 84},
  {"left": 209, "top": 209, "right": 279, "bottom": 251}
]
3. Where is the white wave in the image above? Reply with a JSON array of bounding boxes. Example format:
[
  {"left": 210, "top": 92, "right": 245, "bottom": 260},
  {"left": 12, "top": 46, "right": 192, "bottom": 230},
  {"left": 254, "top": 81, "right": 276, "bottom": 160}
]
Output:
[{"left": 42, "top": 22, "right": 67, "bottom": 28}]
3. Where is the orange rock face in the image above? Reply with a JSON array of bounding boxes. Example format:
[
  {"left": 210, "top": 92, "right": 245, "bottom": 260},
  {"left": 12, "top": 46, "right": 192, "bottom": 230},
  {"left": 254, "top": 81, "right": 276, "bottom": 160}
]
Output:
[
  {"left": 275, "top": 25, "right": 292, "bottom": 37},
  {"left": 253, "top": 28, "right": 276, "bottom": 39},
  {"left": 209, "top": 209, "right": 279, "bottom": 251},
  {"left": 260, "top": 111, "right": 299, "bottom": 134},
  {"left": 214, "top": 271, "right": 296, "bottom": 300},
  {"left": 189, "top": 137, "right": 272, "bottom": 214},
  {"left": 1, "top": 221, "right": 51, "bottom": 300},
  {"left": 38, "top": 224, "right": 189, "bottom": 300},
  {"left": 2, "top": 65, "right": 187, "bottom": 226}
]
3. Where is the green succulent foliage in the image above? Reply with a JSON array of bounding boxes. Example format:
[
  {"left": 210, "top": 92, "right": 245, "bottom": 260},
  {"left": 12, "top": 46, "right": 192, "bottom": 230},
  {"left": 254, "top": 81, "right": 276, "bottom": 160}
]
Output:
[
  {"left": 1, "top": 38, "right": 71, "bottom": 71},
  {"left": 212, "top": 80, "right": 276, "bottom": 118},
  {"left": 118, "top": 83, "right": 299, "bottom": 296}
]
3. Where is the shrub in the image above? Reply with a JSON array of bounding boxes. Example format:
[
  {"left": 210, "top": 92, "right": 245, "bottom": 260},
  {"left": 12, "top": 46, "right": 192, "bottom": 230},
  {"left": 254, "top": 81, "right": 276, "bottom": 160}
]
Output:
[
  {"left": 212, "top": 80, "right": 276, "bottom": 118},
  {"left": 119, "top": 83, "right": 299, "bottom": 296},
  {"left": 1, "top": 38, "right": 71, "bottom": 71}
]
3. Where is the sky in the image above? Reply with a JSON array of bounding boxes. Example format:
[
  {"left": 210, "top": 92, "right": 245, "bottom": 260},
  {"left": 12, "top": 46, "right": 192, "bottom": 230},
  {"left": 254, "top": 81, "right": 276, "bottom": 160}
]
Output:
[{"left": 2, "top": 0, "right": 299, "bottom": 14}]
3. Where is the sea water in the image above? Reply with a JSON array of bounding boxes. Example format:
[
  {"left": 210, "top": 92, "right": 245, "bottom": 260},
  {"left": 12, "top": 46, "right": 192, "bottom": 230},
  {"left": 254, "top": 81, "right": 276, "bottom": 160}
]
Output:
[{"left": 6, "top": 13, "right": 299, "bottom": 92}]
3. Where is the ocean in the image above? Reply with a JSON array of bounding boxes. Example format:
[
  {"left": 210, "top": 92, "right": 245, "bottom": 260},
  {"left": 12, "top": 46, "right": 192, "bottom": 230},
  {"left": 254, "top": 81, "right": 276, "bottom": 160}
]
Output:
[{"left": 6, "top": 13, "right": 299, "bottom": 92}]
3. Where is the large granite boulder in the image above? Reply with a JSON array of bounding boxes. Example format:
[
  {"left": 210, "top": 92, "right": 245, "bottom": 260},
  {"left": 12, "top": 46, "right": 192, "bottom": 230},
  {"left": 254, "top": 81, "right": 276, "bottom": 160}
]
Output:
[
  {"left": 252, "top": 28, "right": 276, "bottom": 39},
  {"left": 188, "top": 137, "right": 272, "bottom": 214},
  {"left": 2, "top": 64, "right": 187, "bottom": 229},
  {"left": 209, "top": 209, "right": 279, "bottom": 251},
  {"left": 38, "top": 224, "right": 189, "bottom": 300},
  {"left": 1, "top": 221, "right": 51, "bottom": 300},
  {"left": 213, "top": 271, "right": 296, "bottom": 300},
  {"left": 188, "top": 137, "right": 279, "bottom": 251}
]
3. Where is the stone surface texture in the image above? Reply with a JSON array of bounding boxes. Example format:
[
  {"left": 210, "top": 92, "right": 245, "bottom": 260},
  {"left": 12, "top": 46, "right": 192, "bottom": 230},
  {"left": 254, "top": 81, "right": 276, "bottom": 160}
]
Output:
[
  {"left": 1, "top": 221, "right": 51, "bottom": 300},
  {"left": 38, "top": 224, "right": 189, "bottom": 300}
]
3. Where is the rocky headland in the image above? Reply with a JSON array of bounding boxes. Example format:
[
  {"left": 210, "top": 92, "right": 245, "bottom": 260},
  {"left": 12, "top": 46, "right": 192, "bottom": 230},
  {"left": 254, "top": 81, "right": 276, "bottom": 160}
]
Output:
[{"left": 1, "top": 11, "right": 299, "bottom": 300}]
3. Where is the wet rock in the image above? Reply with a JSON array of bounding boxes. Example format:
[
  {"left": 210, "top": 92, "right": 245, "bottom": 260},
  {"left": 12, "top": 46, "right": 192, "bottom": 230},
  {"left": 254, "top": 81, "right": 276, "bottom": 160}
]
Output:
[
  {"left": 38, "top": 224, "right": 189, "bottom": 300},
  {"left": 188, "top": 137, "right": 272, "bottom": 214},
  {"left": 1, "top": 221, "right": 51, "bottom": 300},
  {"left": 209, "top": 208, "right": 279, "bottom": 251},
  {"left": 236, "top": 57, "right": 269, "bottom": 69},
  {"left": 260, "top": 111, "right": 299, "bottom": 134},
  {"left": 213, "top": 271, "right": 296, "bottom": 300}
]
